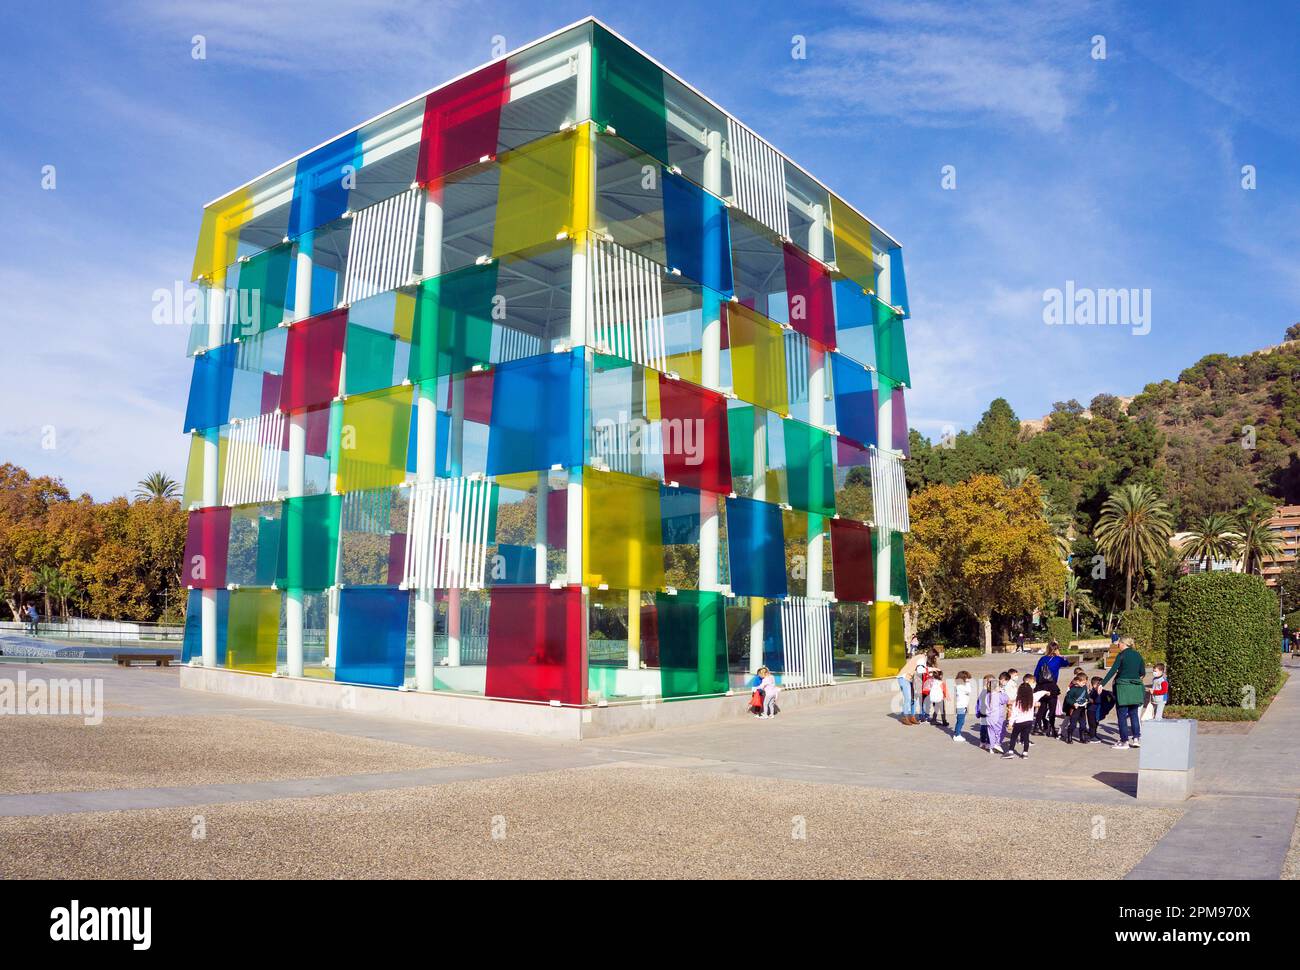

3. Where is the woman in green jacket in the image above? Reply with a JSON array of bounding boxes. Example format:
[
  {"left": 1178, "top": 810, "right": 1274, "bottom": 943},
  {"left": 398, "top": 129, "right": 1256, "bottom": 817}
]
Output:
[{"left": 1101, "top": 636, "right": 1146, "bottom": 749}]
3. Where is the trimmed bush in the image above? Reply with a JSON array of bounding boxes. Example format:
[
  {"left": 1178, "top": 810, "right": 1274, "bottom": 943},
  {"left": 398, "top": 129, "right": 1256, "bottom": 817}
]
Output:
[
  {"left": 1045, "top": 616, "right": 1073, "bottom": 648},
  {"left": 1119, "top": 607, "right": 1155, "bottom": 659},
  {"left": 1151, "top": 602, "right": 1169, "bottom": 657},
  {"left": 1167, "top": 572, "right": 1281, "bottom": 706}
]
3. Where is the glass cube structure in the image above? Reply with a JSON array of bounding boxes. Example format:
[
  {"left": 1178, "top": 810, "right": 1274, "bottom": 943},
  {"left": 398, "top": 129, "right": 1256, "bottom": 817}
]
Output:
[{"left": 180, "top": 18, "right": 913, "bottom": 706}]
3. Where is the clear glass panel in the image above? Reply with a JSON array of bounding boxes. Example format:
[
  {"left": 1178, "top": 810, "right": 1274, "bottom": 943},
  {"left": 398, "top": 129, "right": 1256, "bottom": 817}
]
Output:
[
  {"left": 339, "top": 486, "right": 409, "bottom": 585},
  {"left": 487, "top": 469, "right": 569, "bottom": 586},
  {"left": 589, "top": 355, "right": 663, "bottom": 482},
  {"left": 728, "top": 209, "right": 788, "bottom": 322},
  {"left": 834, "top": 436, "right": 874, "bottom": 522},
  {"left": 227, "top": 502, "right": 282, "bottom": 587},
  {"left": 785, "top": 165, "right": 834, "bottom": 265}
]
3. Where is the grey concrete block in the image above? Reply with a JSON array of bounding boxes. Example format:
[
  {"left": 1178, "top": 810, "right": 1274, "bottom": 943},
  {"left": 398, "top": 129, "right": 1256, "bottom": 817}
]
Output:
[
  {"left": 1138, "top": 718, "right": 1196, "bottom": 771},
  {"left": 1137, "top": 766, "right": 1194, "bottom": 801}
]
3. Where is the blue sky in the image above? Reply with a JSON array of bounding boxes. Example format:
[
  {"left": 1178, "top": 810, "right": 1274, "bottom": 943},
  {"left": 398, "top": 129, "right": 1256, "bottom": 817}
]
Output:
[{"left": 2, "top": 0, "right": 1297, "bottom": 499}]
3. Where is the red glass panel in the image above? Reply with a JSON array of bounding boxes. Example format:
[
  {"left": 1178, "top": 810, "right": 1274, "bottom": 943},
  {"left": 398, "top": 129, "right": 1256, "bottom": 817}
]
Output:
[
  {"left": 485, "top": 585, "right": 584, "bottom": 705},
  {"left": 416, "top": 60, "right": 509, "bottom": 185},
  {"left": 658, "top": 374, "right": 731, "bottom": 494},
  {"left": 783, "top": 242, "right": 836, "bottom": 348},
  {"left": 830, "top": 518, "right": 874, "bottom": 602},
  {"left": 279, "top": 309, "right": 347, "bottom": 412},
  {"left": 182, "top": 506, "right": 232, "bottom": 589},
  {"left": 386, "top": 533, "right": 407, "bottom": 585}
]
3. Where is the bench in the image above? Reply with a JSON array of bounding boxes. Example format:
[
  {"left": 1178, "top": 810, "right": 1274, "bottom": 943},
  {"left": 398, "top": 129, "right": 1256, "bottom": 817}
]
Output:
[{"left": 114, "top": 653, "right": 172, "bottom": 667}]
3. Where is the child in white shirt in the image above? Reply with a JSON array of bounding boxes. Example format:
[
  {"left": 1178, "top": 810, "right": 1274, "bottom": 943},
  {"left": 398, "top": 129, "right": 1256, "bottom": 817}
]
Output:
[
  {"left": 757, "top": 666, "right": 779, "bottom": 719},
  {"left": 952, "top": 671, "right": 972, "bottom": 742}
]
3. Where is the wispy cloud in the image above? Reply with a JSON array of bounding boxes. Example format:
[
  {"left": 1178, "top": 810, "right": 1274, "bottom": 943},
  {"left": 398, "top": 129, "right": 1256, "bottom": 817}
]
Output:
[{"left": 774, "top": 0, "right": 1108, "bottom": 133}]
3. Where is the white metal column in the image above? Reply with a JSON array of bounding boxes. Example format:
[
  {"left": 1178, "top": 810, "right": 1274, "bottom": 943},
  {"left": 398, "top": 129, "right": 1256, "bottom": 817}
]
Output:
[
  {"left": 200, "top": 284, "right": 224, "bottom": 668},
  {"left": 284, "top": 238, "right": 312, "bottom": 678},
  {"left": 414, "top": 186, "right": 444, "bottom": 691}
]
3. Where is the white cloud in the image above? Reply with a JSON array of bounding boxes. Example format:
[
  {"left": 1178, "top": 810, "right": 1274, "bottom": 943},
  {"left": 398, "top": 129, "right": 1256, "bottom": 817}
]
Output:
[{"left": 775, "top": 0, "right": 1108, "bottom": 133}]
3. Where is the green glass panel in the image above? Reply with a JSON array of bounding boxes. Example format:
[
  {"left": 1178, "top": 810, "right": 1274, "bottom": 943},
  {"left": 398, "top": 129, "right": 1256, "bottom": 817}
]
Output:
[
  {"left": 873, "top": 301, "right": 911, "bottom": 386},
  {"left": 277, "top": 493, "right": 342, "bottom": 590},
  {"left": 591, "top": 24, "right": 668, "bottom": 165},
  {"left": 408, "top": 263, "right": 498, "bottom": 383},
  {"left": 227, "top": 587, "right": 281, "bottom": 674},
  {"left": 727, "top": 404, "right": 755, "bottom": 481},
  {"left": 784, "top": 420, "right": 835, "bottom": 516},
  {"left": 233, "top": 243, "right": 293, "bottom": 336},
  {"left": 344, "top": 324, "right": 399, "bottom": 395},
  {"left": 891, "top": 530, "right": 908, "bottom": 604},
  {"left": 656, "top": 590, "right": 728, "bottom": 698}
]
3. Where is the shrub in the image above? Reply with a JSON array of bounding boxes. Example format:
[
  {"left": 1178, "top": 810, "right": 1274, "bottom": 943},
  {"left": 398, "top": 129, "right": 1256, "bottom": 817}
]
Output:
[
  {"left": 1045, "top": 616, "right": 1073, "bottom": 648},
  {"left": 1118, "top": 607, "right": 1153, "bottom": 652},
  {"left": 1151, "top": 602, "right": 1170, "bottom": 656},
  {"left": 1167, "top": 572, "right": 1281, "bottom": 706},
  {"left": 1163, "top": 705, "right": 1259, "bottom": 722},
  {"left": 941, "top": 647, "right": 983, "bottom": 659}
]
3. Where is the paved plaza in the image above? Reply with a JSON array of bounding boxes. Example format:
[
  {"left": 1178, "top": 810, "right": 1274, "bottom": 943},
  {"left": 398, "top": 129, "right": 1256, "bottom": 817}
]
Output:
[{"left": 1, "top": 650, "right": 1296, "bottom": 879}]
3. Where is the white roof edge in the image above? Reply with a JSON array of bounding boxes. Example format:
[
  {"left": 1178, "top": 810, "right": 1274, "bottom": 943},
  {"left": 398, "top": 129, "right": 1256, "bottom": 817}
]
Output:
[{"left": 201, "top": 14, "right": 902, "bottom": 250}]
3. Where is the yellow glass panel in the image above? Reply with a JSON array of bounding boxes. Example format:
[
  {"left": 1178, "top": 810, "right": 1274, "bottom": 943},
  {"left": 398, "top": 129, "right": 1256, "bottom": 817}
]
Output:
[
  {"left": 665, "top": 349, "right": 702, "bottom": 385},
  {"left": 181, "top": 430, "right": 228, "bottom": 508},
  {"left": 192, "top": 187, "right": 254, "bottom": 286},
  {"left": 728, "top": 303, "right": 788, "bottom": 414},
  {"left": 392, "top": 289, "right": 417, "bottom": 343},
  {"left": 872, "top": 601, "right": 906, "bottom": 677},
  {"left": 228, "top": 588, "right": 281, "bottom": 674},
  {"left": 338, "top": 385, "right": 413, "bottom": 493},
  {"left": 643, "top": 367, "right": 661, "bottom": 421},
  {"left": 830, "top": 195, "right": 877, "bottom": 295},
  {"left": 583, "top": 469, "right": 664, "bottom": 590},
  {"left": 493, "top": 124, "right": 592, "bottom": 257}
]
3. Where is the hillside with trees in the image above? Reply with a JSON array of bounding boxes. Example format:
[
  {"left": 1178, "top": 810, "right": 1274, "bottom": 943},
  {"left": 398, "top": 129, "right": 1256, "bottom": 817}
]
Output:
[{"left": 904, "top": 327, "right": 1300, "bottom": 646}]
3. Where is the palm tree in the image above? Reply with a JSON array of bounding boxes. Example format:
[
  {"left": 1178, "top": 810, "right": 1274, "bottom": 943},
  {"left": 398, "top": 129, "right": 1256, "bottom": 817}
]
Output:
[
  {"left": 1094, "top": 483, "right": 1174, "bottom": 612},
  {"left": 47, "top": 575, "right": 77, "bottom": 622},
  {"left": 33, "top": 565, "right": 60, "bottom": 622},
  {"left": 1063, "top": 573, "right": 1094, "bottom": 624},
  {"left": 1181, "top": 512, "right": 1238, "bottom": 571},
  {"left": 135, "top": 471, "right": 180, "bottom": 501},
  {"left": 1235, "top": 498, "right": 1282, "bottom": 575},
  {"left": 1001, "top": 467, "right": 1034, "bottom": 489}
]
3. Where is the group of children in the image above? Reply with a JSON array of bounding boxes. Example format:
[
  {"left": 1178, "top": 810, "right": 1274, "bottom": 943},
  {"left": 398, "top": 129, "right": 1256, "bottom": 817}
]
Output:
[{"left": 909, "top": 661, "right": 1171, "bottom": 760}]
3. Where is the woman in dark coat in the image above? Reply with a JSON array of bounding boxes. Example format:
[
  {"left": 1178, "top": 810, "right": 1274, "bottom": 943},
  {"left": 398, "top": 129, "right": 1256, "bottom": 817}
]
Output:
[{"left": 1101, "top": 636, "right": 1146, "bottom": 749}]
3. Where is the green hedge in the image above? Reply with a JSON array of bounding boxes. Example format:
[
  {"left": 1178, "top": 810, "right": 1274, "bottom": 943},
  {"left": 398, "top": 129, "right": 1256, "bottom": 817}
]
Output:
[
  {"left": 1151, "top": 602, "right": 1169, "bottom": 657},
  {"left": 1119, "top": 608, "right": 1153, "bottom": 653},
  {"left": 1045, "top": 616, "right": 1073, "bottom": 648},
  {"left": 1167, "top": 572, "right": 1281, "bottom": 706}
]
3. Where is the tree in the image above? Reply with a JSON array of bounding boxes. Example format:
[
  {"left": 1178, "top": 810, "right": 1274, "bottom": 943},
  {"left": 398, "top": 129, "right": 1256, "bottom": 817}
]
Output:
[
  {"left": 33, "top": 564, "right": 60, "bottom": 622},
  {"left": 47, "top": 574, "right": 76, "bottom": 621},
  {"left": 1094, "top": 483, "right": 1174, "bottom": 611},
  {"left": 1286, "top": 322, "right": 1300, "bottom": 343},
  {"left": 1180, "top": 512, "right": 1238, "bottom": 571},
  {"left": 1235, "top": 497, "right": 1281, "bottom": 575},
  {"left": 906, "top": 474, "right": 1062, "bottom": 654},
  {"left": 135, "top": 472, "right": 180, "bottom": 501}
]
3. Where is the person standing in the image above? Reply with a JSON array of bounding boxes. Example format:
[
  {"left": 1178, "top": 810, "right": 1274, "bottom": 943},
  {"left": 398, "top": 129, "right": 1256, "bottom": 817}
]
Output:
[
  {"left": 25, "top": 603, "right": 39, "bottom": 637},
  {"left": 952, "top": 671, "right": 972, "bottom": 743},
  {"left": 908, "top": 634, "right": 920, "bottom": 658},
  {"left": 1101, "top": 636, "right": 1146, "bottom": 749},
  {"left": 896, "top": 650, "right": 931, "bottom": 725},
  {"left": 986, "top": 673, "right": 1011, "bottom": 754}
]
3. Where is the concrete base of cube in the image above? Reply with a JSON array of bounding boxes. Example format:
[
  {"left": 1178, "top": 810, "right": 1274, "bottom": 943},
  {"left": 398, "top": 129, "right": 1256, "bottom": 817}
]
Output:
[
  {"left": 1137, "top": 767, "right": 1195, "bottom": 802},
  {"left": 181, "top": 664, "right": 900, "bottom": 739}
]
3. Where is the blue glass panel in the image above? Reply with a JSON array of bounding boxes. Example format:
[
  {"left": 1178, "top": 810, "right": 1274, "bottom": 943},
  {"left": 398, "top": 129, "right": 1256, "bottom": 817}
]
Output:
[
  {"left": 662, "top": 169, "right": 733, "bottom": 296},
  {"left": 660, "top": 484, "right": 701, "bottom": 545},
  {"left": 832, "top": 279, "right": 876, "bottom": 369},
  {"left": 485, "top": 350, "right": 584, "bottom": 475},
  {"left": 182, "top": 343, "right": 237, "bottom": 432},
  {"left": 288, "top": 132, "right": 362, "bottom": 237},
  {"left": 180, "top": 588, "right": 229, "bottom": 664},
  {"left": 762, "top": 598, "right": 784, "bottom": 672},
  {"left": 831, "top": 352, "right": 877, "bottom": 449},
  {"left": 490, "top": 544, "right": 537, "bottom": 585},
  {"left": 725, "top": 496, "right": 787, "bottom": 598},
  {"left": 890, "top": 246, "right": 910, "bottom": 318},
  {"left": 335, "top": 586, "right": 409, "bottom": 688}
]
